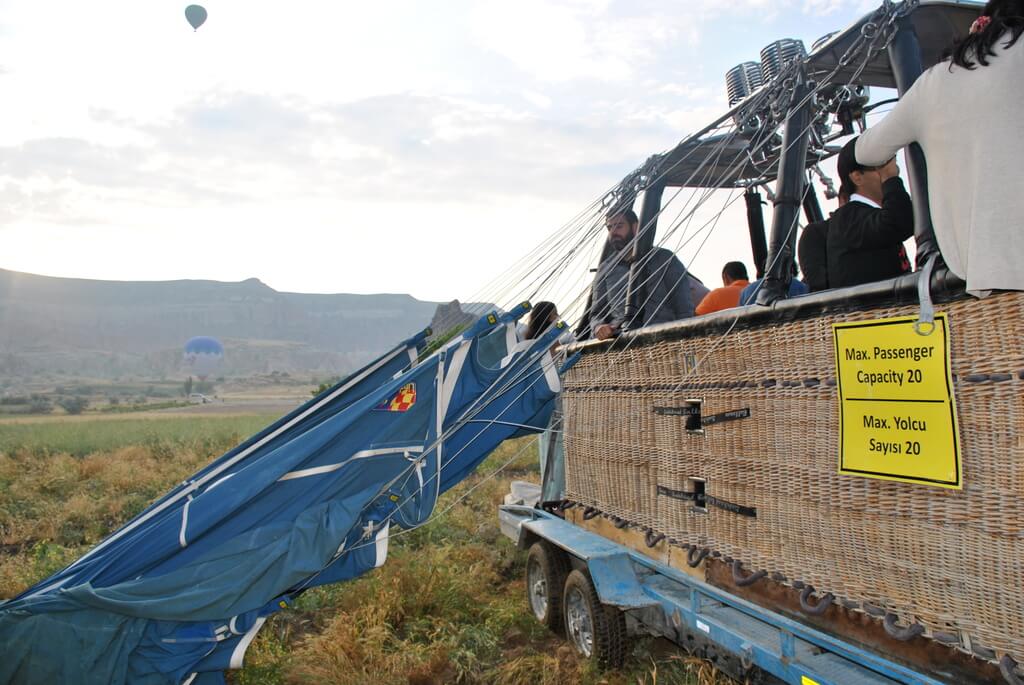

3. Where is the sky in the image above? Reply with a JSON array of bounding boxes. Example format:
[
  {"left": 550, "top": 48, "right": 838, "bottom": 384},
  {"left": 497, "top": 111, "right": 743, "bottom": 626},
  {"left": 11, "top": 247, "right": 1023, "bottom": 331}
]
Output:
[{"left": 0, "top": 0, "right": 887, "bottom": 303}]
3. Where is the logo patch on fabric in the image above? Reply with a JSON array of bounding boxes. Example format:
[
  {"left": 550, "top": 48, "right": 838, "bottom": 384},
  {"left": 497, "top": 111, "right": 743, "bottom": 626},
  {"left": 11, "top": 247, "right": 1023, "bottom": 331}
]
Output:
[{"left": 374, "top": 383, "right": 417, "bottom": 412}]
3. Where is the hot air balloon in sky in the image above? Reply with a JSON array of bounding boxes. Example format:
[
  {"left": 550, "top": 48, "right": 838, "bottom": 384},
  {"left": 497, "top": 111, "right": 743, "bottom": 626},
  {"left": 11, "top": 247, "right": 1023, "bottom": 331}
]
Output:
[
  {"left": 185, "top": 5, "right": 207, "bottom": 31},
  {"left": 183, "top": 336, "right": 223, "bottom": 380}
]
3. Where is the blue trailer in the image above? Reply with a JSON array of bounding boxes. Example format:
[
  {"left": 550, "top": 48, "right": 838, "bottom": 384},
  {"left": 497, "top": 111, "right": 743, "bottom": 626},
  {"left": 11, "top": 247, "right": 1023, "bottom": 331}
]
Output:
[{"left": 499, "top": 503, "right": 950, "bottom": 685}]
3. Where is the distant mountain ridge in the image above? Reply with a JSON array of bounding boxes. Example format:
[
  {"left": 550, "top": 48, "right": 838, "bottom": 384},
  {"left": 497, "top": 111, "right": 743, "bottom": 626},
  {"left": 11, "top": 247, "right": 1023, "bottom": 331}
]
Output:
[{"left": 0, "top": 268, "right": 446, "bottom": 380}]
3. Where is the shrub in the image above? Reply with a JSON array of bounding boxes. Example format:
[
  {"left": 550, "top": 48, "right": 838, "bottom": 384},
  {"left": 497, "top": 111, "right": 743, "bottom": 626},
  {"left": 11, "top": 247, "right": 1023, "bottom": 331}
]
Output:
[
  {"left": 29, "top": 395, "right": 53, "bottom": 414},
  {"left": 57, "top": 396, "right": 89, "bottom": 415}
]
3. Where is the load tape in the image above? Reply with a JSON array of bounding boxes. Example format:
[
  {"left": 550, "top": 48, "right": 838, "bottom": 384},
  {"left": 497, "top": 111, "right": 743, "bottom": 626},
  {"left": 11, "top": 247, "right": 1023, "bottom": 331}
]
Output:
[
  {"left": 652, "top": 406, "right": 751, "bottom": 426},
  {"left": 656, "top": 485, "right": 696, "bottom": 501},
  {"left": 656, "top": 486, "right": 756, "bottom": 517},
  {"left": 706, "top": 495, "right": 757, "bottom": 518},
  {"left": 702, "top": 408, "right": 751, "bottom": 426}
]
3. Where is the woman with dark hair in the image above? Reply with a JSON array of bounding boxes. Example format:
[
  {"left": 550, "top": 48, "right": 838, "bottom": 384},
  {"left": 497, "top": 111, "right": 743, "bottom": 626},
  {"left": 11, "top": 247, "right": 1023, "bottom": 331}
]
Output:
[
  {"left": 524, "top": 301, "right": 558, "bottom": 340},
  {"left": 855, "top": 0, "right": 1024, "bottom": 295}
]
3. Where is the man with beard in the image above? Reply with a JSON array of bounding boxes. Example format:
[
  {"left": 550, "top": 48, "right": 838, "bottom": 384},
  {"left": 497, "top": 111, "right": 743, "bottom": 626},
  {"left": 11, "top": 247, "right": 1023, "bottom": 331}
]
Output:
[{"left": 588, "top": 208, "right": 694, "bottom": 341}]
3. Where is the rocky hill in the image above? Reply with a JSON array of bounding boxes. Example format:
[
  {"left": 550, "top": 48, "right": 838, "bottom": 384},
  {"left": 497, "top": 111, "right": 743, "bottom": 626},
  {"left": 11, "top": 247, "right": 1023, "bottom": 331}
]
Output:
[{"left": 0, "top": 268, "right": 445, "bottom": 380}]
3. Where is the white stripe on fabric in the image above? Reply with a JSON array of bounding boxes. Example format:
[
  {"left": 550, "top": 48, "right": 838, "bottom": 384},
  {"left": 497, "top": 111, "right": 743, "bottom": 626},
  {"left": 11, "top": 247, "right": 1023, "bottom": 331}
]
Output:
[
  {"left": 179, "top": 496, "right": 193, "bottom": 548},
  {"left": 229, "top": 616, "right": 267, "bottom": 669},
  {"left": 374, "top": 522, "right": 390, "bottom": 568},
  {"left": 50, "top": 343, "right": 411, "bottom": 587},
  {"left": 277, "top": 446, "right": 425, "bottom": 482},
  {"left": 440, "top": 342, "right": 470, "bottom": 424},
  {"left": 541, "top": 350, "right": 560, "bottom": 393},
  {"left": 229, "top": 616, "right": 241, "bottom": 635},
  {"left": 182, "top": 674, "right": 198, "bottom": 685},
  {"left": 434, "top": 353, "right": 446, "bottom": 478},
  {"left": 500, "top": 339, "right": 533, "bottom": 368},
  {"left": 205, "top": 473, "right": 235, "bottom": 492}
]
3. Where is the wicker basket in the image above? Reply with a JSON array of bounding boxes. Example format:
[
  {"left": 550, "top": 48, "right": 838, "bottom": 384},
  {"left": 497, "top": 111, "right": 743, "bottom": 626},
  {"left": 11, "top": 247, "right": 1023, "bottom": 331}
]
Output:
[{"left": 563, "top": 290, "right": 1024, "bottom": 668}]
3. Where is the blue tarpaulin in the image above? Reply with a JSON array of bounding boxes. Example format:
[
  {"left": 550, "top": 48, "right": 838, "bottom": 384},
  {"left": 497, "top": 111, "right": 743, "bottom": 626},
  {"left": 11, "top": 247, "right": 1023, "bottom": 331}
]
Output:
[{"left": 0, "top": 305, "right": 570, "bottom": 685}]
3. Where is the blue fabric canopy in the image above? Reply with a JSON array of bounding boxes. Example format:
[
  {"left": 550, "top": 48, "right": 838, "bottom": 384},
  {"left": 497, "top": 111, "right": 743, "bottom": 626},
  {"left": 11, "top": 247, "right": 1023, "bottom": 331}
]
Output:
[{"left": 0, "top": 307, "right": 570, "bottom": 685}]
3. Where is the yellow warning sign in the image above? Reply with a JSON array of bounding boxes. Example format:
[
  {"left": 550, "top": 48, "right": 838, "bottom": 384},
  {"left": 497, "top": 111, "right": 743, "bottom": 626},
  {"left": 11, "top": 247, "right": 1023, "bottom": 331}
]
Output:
[{"left": 833, "top": 314, "right": 961, "bottom": 488}]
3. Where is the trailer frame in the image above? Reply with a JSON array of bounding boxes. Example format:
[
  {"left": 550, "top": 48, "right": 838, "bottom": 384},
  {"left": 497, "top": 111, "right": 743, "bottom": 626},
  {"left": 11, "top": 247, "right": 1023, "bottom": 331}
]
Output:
[{"left": 500, "top": 504, "right": 948, "bottom": 685}]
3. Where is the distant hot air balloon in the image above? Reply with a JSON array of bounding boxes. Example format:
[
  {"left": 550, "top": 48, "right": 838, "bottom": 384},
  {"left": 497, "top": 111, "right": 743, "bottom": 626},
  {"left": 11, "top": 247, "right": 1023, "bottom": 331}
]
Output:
[
  {"left": 183, "top": 336, "right": 223, "bottom": 380},
  {"left": 185, "top": 4, "right": 207, "bottom": 31}
]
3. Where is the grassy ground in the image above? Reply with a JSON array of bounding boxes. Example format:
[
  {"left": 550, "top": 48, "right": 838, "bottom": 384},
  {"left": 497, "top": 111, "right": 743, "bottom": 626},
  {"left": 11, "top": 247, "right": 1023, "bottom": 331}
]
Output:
[
  {"left": 0, "top": 416, "right": 729, "bottom": 685},
  {"left": 0, "top": 413, "right": 278, "bottom": 457}
]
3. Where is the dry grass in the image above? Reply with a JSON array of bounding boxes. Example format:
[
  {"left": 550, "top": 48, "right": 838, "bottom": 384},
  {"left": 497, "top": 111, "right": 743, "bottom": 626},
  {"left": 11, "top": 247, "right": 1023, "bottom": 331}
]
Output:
[{"left": 0, "top": 417, "right": 732, "bottom": 685}]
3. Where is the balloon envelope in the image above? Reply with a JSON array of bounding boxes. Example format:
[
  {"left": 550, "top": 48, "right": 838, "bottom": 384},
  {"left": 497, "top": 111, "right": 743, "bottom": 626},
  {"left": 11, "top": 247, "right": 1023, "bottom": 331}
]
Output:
[
  {"left": 183, "top": 336, "right": 223, "bottom": 380},
  {"left": 185, "top": 4, "right": 207, "bottom": 30}
]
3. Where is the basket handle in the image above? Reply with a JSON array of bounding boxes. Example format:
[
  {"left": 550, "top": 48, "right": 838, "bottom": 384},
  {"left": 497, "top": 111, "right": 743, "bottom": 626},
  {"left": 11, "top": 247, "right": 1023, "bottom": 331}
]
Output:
[
  {"left": 799, "top": 586, "right": 834, "bottom": 615},
  {"left": 644, "top": 530, "right": 665, "bottom": 548},
  {"left": 883, "top": 613, "right": 924, "bottom": 641},
  {"left": 687, "top": 546, "right": 710, "bottom": 567},
  {"left": 731, "top": 560, "right": 767, "bottom": 587}
]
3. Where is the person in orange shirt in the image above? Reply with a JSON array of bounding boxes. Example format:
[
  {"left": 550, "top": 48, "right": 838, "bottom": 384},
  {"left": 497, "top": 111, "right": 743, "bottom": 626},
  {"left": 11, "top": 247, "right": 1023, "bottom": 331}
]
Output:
[{"left": 695, "top": 262, "right": 750, "bottom": 315}]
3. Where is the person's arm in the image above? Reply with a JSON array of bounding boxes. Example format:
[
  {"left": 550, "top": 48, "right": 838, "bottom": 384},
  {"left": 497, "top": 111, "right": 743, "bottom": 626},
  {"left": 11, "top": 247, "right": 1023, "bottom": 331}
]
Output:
[
  {"left": 844, "top": 175, "right": 915, "bottom": 250},
  {"left": 856, "top": 73, "right": 925, "bottom": 166},
  {"left": 662, "top": 254, "right": 694, "bottom": 319},
  {"left": 588, "top": 274, "right": 609, "bottom": 336}
]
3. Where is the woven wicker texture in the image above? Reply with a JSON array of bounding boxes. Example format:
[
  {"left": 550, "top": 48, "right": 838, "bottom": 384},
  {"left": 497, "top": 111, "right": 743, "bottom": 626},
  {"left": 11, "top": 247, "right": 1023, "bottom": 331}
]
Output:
[{"left": 562, "top": 291, "right": 1024, "bottom": 664}]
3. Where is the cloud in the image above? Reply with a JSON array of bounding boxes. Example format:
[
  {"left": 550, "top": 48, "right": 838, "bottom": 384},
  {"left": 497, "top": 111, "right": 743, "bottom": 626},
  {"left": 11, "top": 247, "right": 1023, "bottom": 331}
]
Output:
[
  {"left": 1, "top": 83, "right": 706, "bottom": 228},
  {"left": 0, "top": 0, "right": 888, "bottom": 298}
]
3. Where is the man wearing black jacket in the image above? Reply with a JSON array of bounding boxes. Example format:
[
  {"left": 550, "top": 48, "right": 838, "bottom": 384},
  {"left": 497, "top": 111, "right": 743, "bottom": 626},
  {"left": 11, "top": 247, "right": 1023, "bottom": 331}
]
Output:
[
  {"left": 588, "top": 208, "right": 694, "bottom": 340},
  {"left": 826, "top": 137, "right": 913, "bottom": 288}
]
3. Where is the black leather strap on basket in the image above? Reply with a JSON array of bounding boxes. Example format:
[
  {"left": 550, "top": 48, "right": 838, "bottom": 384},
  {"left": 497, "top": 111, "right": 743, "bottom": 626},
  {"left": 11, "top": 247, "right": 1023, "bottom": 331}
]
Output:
[
  {"left": 582, "top": 506, "right": 600, "bottom": 520},
  {"left": 799, "top": 586, "right": 834, "bottom": 615},
  {"left": 732, "top": 560, "right": 767, "bottom": 587}
]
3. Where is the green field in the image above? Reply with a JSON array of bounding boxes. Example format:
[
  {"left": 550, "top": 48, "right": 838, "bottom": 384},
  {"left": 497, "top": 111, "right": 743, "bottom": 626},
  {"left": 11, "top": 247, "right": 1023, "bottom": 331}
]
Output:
[
  {"left": 0, "top": 414, "right": 724, "bottom": 685},
  {"left": 0, "top": 414, "right": 279, "bottom": 457}
]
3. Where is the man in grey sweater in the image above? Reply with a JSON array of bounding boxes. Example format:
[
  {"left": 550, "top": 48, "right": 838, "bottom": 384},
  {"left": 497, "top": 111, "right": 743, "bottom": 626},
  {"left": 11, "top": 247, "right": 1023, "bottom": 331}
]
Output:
[{"left": 588, "top": 209, "right": 694, "bottom": 340}]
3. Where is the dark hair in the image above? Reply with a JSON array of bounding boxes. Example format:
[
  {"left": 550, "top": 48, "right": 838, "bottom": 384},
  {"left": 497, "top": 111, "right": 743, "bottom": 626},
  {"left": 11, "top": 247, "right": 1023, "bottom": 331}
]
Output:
[
  {"left": 525, "top": 301, "right": 558, "bottom": 340},
  {"left": 722, "top": 261, "right": 748, "bottom": 282},
  {"left": 949, "top": 0, "right": 1024, "bottom": 69},
  {"left": 606, "top": 208, "right": 639, "bottom": 226}
]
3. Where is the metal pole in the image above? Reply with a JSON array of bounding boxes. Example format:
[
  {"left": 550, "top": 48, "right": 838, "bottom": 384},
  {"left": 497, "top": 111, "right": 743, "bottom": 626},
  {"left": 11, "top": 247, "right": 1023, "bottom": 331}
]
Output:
[
  {"left": 745, "top": 189, "right": 769, "bottom": 279},
  {"left": 623, "top": 183, "right": 665, "bottom": 328},
  {"left": 756, "top": 71, "right": 813, "bottom": 305},
  {"left": 887, "top": 16, "right": 940, "bottom": 267}
]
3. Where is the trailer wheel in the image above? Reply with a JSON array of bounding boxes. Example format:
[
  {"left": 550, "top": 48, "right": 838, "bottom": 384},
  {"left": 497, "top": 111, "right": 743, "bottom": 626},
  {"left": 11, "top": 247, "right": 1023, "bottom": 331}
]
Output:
[
  {"left": 562, "top": 569, "right": 627, "bottom": 669},
  {"left": 526, "top": 542, "right": 570, "bottom": 632}
]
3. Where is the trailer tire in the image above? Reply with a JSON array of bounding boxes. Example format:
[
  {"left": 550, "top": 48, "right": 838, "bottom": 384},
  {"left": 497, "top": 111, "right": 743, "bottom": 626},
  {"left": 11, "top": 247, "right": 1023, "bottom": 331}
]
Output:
[
  {"left": 562, "top": 569, "right": 627, "bottom": 670},
  {"left": 526, "top": 542, "right": 569, "bottom": 632}
]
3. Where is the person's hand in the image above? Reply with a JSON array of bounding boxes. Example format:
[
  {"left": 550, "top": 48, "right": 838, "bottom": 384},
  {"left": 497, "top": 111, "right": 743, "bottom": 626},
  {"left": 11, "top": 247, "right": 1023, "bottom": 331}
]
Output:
[
  {"left": 594, "top": 324, "right": 617, "bottom": 340},
  {"left": 877, "top": 157, "right": 900, "bottom": 182}
]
